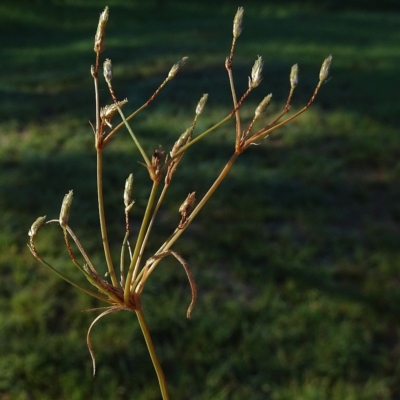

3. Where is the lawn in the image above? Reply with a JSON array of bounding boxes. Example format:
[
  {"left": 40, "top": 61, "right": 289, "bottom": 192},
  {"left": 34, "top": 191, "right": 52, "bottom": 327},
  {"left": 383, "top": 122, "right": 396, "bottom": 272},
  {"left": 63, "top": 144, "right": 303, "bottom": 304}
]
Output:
[{"left": 0, "top": 1, "right": 399, "bottom": 399}]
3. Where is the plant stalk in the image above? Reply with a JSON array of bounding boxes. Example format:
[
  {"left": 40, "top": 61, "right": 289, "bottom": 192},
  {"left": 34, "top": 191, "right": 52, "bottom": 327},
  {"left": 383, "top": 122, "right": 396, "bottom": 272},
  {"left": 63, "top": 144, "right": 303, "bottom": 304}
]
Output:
[
  {"left": 96, "top": 148, "right": 118, "bottom": 287},
  {"left": 136, "top": 308, "right": 170, "bottom": 400}
]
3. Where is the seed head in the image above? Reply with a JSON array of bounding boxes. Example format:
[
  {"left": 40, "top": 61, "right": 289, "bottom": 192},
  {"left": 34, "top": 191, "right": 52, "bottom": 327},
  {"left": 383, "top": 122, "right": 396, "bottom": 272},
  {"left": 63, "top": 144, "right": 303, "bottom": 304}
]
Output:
[
  {"left": 124, "top": 174, "right": 134, "bottom": 209},
  {"left": 100, "top": 99, "right": 128, "bottom": 128},
  {"left": 254, "top": 93, "right": 273, "bottom": 120},
  {"left": 28, "top": 216, "right": 47, "bottom": 238},
  {"left": 249, "top": 56, "right": 264, "bottom": 89},
  {"left": 94, "top": 6, "right": 109, "bottom": 53},
  {"left": 59, "top": 190, "right": 73, "bottom": 229},
  {"left": 179, "top": 192, "right": 196, "bottom": 219},
  {"left": 233, "top": 7, "right": 244, "bottom": 39},
  {"left": 103, "top": 59, "right": 113, "bottom": 84},
  {"left": 170, "top": 128, "right": 191, "bottom": 158},
  {"left": 168, "top": 57, "right": 188, "bottom": 79},
  {"left": 319, "top": 54, "right": 333, "bottom": 82},
  {"left": 151, "top": 147, "right": 164, "bottom": 177},
  {"left": 290, "top": 64, "right": 299, "bottom": 89},
  {"left": 195, "top": 93, "right": 208, "bottom": 116}
]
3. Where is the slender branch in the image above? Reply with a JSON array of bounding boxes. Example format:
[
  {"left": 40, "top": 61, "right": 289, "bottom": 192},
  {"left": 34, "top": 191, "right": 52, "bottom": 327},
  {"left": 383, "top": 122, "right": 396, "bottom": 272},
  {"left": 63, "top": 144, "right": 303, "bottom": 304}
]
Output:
[
  {"left": 147, "top": 151, "right": 240, "bottom": 278},
  {"left": 247, "top": 82, "right": 322, "bottom": 149},
  {"left": 124, "top": 181, "right": 160, "bottom": 304},
  {"left": 120, "top": 231, "right": 130, "bottom": 288},
  {"left": 245, "top": 81, "right": 323, "bottom": 146},
  {"left": 164, "top": 114, "right": 232, "bottom": 167},
  {"left": 27, "top": 245, "right": 111, "bottom": 303},
  {"left": 96, "top": 148, "right": 118, "bottom": 286},
  {"left": 225, "top": 49, "right": 242, "bottom": 148},
  {"left": 104, "top": 76, "right": 172, "bottom": 146},
  {"left": 114, "top": 103, "right": 151, "bottom": 168},
  {"left": 131, "top": 183, "right": 169, "bottom": 291},
  {"left": 136, "top": 309, "right": 170, "bottom": 400},
  {"left": 66, "top": 225, "right": 97, "bottom": 273}
]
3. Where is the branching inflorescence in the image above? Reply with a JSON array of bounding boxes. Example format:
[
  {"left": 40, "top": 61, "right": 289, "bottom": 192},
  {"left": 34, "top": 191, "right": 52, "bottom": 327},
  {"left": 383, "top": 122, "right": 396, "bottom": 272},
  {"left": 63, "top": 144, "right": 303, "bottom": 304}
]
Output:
[{"left": 28, "top": 6, "right": 332, "bottom": 399}]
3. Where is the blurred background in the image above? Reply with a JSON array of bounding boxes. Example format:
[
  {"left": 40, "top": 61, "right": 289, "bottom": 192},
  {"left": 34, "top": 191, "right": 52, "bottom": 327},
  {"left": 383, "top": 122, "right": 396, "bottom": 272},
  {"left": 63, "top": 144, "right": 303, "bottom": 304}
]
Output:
[{"left": 0, "top": 0, "right": 399, "bottom": 399}]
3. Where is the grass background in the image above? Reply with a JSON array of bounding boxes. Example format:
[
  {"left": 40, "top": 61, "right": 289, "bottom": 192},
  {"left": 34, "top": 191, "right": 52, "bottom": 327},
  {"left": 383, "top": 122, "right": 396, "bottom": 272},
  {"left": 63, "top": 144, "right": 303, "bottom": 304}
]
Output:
[{"left": 1, "top": 0, "right": 399, "bottom": 399}]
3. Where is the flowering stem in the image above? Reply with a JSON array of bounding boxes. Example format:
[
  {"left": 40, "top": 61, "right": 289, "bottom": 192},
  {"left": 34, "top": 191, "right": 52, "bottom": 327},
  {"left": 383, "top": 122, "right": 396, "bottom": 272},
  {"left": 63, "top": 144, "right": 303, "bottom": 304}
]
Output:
[
  {"left": 124, "top": 181, "right": 160, "bottom": 303},
  {"left": 246, "top": 81, "right": 323, "bottom": 146},
  {"left": 146, "top": 151, "right": 240, "bottom": 278},
  {"left": 97, "top": 148, "right": 118, "bottom": 287},
  {"left": 136, "top": 308, "right": 170, "bottom": 400},
  {"left": 29, "top": 252, "right": 111, "bottom": 303}
]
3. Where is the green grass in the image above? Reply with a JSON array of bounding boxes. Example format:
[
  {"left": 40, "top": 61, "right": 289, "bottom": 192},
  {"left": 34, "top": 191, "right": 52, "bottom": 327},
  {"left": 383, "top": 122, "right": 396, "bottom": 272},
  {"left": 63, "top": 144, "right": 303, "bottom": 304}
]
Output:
[{"left": 0, "top": 1, "right": 399, "bottom": 399}]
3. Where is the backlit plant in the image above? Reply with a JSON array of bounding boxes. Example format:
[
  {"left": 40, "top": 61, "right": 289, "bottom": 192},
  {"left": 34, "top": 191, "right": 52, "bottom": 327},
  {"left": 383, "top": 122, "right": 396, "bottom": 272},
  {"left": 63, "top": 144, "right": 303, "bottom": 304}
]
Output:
[{"left": 28, "top": 6, "right": 332, "bottom": 399}]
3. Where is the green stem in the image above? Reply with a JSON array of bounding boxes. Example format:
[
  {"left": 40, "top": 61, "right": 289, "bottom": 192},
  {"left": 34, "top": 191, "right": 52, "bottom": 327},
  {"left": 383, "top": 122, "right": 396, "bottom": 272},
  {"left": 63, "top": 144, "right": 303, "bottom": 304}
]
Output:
[
  {"left": 120, "top": 230, "right": 130, "bottom": 287},
  {"left": 147, "top": 151, "right": 240, "bottom": 278},
  {"left": 131, "top": 184, "right": 169, "bottom": 289},
  {"left": 124, "top": 181, "right": 159, "bottom": 303},
  {"left": 167, "top": 114, "right": 232, "bottom": 163},
  {"left": 247, "top": 80, "right": 323, "bottom": 145},
  {"left": 97, "top": 149, "right": 118, "bottom": 287},
  {"left": 114, "top": 104, "right": 151, "bottom": 168},
  {"left": 136, "top": 308, "right": 170, "bottom": 400},
  {"left": 104, "top": 103, "right": 147, "bottom": 147},
  {"left": 29, "top": 249, "right": 111, "bottom": 303}
]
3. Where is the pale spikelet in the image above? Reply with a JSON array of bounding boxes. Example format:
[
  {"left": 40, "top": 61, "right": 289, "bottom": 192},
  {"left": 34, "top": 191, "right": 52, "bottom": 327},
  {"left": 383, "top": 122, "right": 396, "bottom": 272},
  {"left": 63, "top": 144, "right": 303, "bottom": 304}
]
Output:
[
  {"left": 233, "top": 7, "right": 244, "bottom": 39},
  {"left": 179, "top": 192, "right": 196, "bottom": 220},
  {"left": 249, "top": 56, "right": 263, "bottom": 89},
  {"left": 28, "top": 216, "right": 47, "bottom": 238},
  {"left": 168, "top": 57, "right": 188, "bottom": 79},
  {"left": 319, "top": 54, "right": 333, "bottom": 82},
  {"left": 100, "top": 99, "right": 128, "bottom": 127},
  {"left": 195, "top": 94, "right": 208, "bottom": 116},
  {"left": 254, "top": 93, "right": 273, "bottom": 120},
  {"left": 59, "top": 190, "right": 74, "bottom": 229},
  {"left": 94, "top": 6, "right": 109, "bottom": 53},
  {"left": 103, "top": 58, "right": 113, "bottom": 84},
  {"left": 124, "top": 174, "right": 134, "bottom": 209},
  {"left": 170, "top": 128, "right": 191, "bottom": 158},
  {"left": 290, "top": 64, "right": 299, "bottom": 89}
]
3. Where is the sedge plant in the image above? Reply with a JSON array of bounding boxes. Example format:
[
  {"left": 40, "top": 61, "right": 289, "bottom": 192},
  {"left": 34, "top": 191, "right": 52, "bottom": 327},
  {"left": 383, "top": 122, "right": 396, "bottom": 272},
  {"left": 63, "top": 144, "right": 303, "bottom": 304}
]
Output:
[{"left": 28, "top": 6, "right": 332, "bottom": 399}]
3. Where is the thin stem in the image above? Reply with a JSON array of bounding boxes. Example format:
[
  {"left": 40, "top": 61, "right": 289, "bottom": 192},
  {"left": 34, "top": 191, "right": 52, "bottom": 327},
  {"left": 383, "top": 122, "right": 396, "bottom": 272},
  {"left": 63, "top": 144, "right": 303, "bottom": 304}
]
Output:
[
  {"left": 66, "top": 225, "right": 97, "bottom": 273},
  {"left": 104, "top": 77, "right": 171, "bottom": 147},
  {"left": 104, "top": 103, "right": 146, "bottom": 146},
  {"left": 114, "top": 103, "right": 151, "bottom": 168},
  {"left": 246, "top": 81, "right": 323, "bottom": 146},
  {"left": 28, "top": 246, "right": 111, "bottom": 303},
  {"left": 165, "top": 114, "right": 232, "bottom": 165},
  {"left": 131, "top": 184, "right": 169, "bottom": 291},
  {"left": 93, "top": 54, "right": 101, "bottom": 145},
  {"left": 124, "top": 181, "right": 159, "bottom": 304},
  {"left": 120, "top": 230, "right": 130, "bottom": 288},
  {"left": 259, "top": 87, "right": 295, "bottom": 130},
  {"left": 147, "top": 151, "right": 240, "bottom": 278},
  {"left": 225, "top": 42, "right": 242, "bottom": 148},
  {"left": 96, "top": 148, "right": 119, "bottom": 287},
  {"left": 136, "top": 309, "right": 170, "bottom": 400}
]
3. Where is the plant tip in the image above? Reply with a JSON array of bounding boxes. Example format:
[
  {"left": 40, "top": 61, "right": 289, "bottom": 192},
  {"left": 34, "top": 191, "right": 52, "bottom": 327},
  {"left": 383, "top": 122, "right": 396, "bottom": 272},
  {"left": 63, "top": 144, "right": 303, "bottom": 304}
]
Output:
[
  {"left": 233, "top": 7, "right": 244, "bottom": 39},
  {"left": 103, "top": 59, "right": 113, "bottom": 83},
  {"left": 195, "top": 93, "right": 209, "bottom": 116},
  {"left": 59, "top": 190, "right": 74, "bottom": 229},
  {"left": 290, "top": 64, "right": 299, "bottom": 89},
  {"left": 254, "top": 93, "right": 273, "bottom": 120},
  {"left": 124, "top": 174, "right": 134, "bottom": 209},
  {"left": 249, "top": 56, "right": 263, "bottom": 89},
  {"left": 319, "top": 54, "right": 333, "bottom": 82},
  {"left": 168, "top": 57, "right": 188, "bottom": 79},
  {"left": 94, "top": 6, "right": 109, "bottom": 53},
  {"left": 28, "top": 216, "right": 47, "bottom": 238}
]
